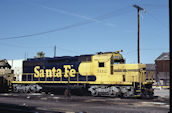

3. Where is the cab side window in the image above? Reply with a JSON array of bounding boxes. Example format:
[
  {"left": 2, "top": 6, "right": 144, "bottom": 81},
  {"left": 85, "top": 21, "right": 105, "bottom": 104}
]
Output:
[{"left": 99, "top": 62, "right": 104, "bottom": 67}]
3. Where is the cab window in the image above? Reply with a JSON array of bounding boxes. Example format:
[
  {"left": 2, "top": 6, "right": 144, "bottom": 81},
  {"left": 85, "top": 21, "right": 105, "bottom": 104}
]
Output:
[{"left": 99, "top": 62, "right": 104, "bottom": 67}]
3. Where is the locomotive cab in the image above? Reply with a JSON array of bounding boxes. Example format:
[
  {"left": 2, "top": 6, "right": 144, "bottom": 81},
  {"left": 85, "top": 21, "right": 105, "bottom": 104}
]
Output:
[{"left": 85, "top": 50, "right": 154, "bottom": 97}]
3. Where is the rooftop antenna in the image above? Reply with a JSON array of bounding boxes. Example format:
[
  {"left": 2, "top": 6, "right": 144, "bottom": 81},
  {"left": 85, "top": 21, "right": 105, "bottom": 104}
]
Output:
[{"left": 54, "top": 45, "right": 56, "bottom": 57}]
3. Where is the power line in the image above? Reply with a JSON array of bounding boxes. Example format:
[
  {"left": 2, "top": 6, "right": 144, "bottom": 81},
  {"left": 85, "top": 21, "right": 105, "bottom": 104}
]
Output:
[
  {"left": 0, "top": 5, "right": 133, "bottom": 41},
  {"left": 123, "top": 48, "right": 169, "bottom": 55},
  {"left": 26, "top": 1, "right": 117, "bottom": 27},
  {"left": 0, "top": 42, "right": 82, "bottom": 54},
  {"left": 39, "top": 5, "right": 117, "bottom": 27},
  {"left": 0, "top": 42, "right": 52, "bottom": 48},
  {"left": 142, "top": 4, "right": 168, "bottom": 8},
  {"left": 146, "top": 11, "right": 168, "bottom": 29}
]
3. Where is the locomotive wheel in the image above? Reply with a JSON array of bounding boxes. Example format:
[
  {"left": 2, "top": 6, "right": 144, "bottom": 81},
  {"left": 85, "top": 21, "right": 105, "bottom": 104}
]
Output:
[
  {"left": 111, "top": 91, "right": 117, "bottom": 97},
  {"left": 123, "top": 93, "right": 128, "bottom": 98},
  {"left": 116, "top": 89, "right": 122, "bottom": 97},
  {"left": 92, "top": 90, "right": 98, "bottom": 96},
  {"left": 22, "top": 88, "right": 27, "bottom": 93},
  {"left": 29, "top": 89, "right": 36, "bottom": 93},
  {"left": 13, "top": 87, "right": 18, "bottom": 93},
  {"left": 64, "top": 89, "right": 71, "bottom": 97}
]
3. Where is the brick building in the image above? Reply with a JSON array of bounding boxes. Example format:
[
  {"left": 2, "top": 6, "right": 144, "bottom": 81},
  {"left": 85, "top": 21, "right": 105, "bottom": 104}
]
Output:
[{"left": 155, "top": 52, "right": 170, "bottom": 86}]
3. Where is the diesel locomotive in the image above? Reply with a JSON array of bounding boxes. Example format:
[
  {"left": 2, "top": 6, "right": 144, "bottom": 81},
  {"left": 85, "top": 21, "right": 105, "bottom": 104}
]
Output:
[{"left": 9, "top": 50, "right": 154, "bottom": 98}]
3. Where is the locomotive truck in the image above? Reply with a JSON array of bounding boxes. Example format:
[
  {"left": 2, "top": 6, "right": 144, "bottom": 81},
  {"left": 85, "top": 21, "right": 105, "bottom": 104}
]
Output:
[{"left": 2, "top": 50, "right": 154, "bottom": 98}]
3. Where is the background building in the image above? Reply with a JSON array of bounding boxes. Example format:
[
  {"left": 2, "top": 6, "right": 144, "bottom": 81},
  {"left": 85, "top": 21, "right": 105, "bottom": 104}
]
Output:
[
  {"left": 155, "top": 52, "right": 170, "bottom": 86},
  {"left": 7, "top": 59, "right": 24, "bottom": 81}
]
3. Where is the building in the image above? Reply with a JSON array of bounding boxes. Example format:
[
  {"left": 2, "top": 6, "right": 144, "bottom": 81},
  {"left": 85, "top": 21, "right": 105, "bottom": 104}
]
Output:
[
  {"left": 7, "top": 59, "right": 24, "bottom": 81},
  {"left": 155, "top": 52, "right": 170, "bottom": 86}
]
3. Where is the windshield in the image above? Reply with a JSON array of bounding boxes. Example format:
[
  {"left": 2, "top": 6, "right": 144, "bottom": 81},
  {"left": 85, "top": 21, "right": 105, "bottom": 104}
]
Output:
[{"left": 111, "top": 55, "right": 125, "bottom": 64}]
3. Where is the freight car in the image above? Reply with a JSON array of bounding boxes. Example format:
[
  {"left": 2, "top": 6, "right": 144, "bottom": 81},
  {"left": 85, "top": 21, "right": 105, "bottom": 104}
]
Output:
[{"left": 11, "top": 50, "right": 154, "bottom": 98}]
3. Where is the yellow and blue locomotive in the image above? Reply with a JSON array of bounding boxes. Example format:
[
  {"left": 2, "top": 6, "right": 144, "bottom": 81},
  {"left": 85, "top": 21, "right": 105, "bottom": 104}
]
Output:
[{"left": 11, "top": 50, "right": 154, "bottom": 98}]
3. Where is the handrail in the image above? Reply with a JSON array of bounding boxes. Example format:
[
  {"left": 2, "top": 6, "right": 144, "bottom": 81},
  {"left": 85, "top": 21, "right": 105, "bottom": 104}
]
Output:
[
  {"left": 22, "top": 72, "right": 81, "bottom": 81},
  {"left": 145, "top": 71, "right": 154, "bottom": 83},
  {"left": 150, "top": 71, "right": 154, "bottom": 82}
]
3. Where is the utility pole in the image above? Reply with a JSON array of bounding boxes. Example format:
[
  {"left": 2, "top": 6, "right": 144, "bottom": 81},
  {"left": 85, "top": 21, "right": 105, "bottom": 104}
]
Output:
[{"left": 133, "top": 5, "right": 145, "bottom": 64}]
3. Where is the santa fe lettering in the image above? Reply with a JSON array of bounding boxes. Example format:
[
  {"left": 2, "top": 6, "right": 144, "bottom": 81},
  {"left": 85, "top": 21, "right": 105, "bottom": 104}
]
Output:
[{"left": 34, "top": 65, "right": 76, "bottom": 78}]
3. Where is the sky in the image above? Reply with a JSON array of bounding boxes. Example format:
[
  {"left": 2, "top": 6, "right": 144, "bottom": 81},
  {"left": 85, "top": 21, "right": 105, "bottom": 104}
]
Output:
[{"left": 0, "top": 0, "right": 169, "bottom": 64}]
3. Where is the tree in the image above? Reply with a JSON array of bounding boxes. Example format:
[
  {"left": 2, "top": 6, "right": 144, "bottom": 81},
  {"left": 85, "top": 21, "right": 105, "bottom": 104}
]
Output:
[{"left": 35, "top": 51, "right": 45, "bottom": 58}]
